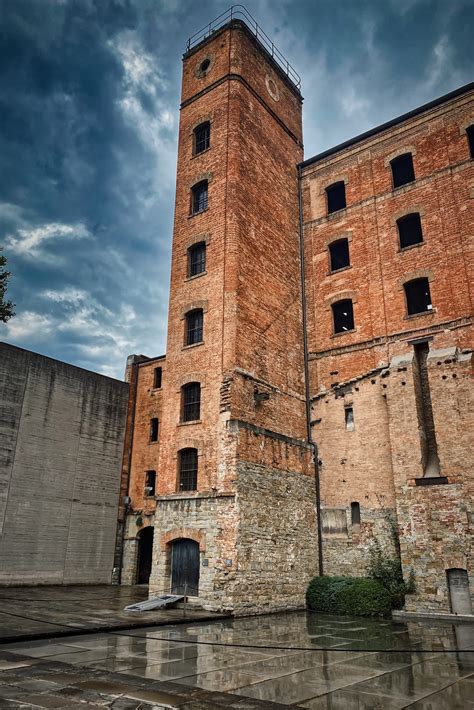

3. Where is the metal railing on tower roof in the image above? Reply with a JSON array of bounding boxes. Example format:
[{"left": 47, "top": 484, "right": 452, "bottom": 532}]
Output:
[{"left": 185, "top": 5, "right": 301, "bottom": 90}]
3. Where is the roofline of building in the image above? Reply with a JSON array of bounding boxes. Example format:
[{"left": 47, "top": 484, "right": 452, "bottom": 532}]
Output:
[{"left": 300, "top": 82, "right": 474, "bottom": 170}]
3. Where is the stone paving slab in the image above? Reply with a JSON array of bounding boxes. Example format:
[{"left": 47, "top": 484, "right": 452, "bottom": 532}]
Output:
[{"left": 0, "top": 585, "right": 227, "bottom": 643}]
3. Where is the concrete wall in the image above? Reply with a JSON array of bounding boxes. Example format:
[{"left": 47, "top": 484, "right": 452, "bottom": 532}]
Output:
[{"left": 0, "top": 342, "right": 129, "bottom": 585}]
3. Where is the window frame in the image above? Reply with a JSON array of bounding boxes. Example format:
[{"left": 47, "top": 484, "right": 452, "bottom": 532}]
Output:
[
  {"left": 178, "top": 448, "right": 198, "bottom": 491},
  {"left": 390, "top": 153, "right": 415, "bottom": 189},
  {"left": 193, "top": 121, "right": 210, "bottom": 155},
  {"left": 404, "top": 277, "right": 433, "bottom": 316},
  {"left": 331, "top": 298, "right": 355, "bottom": 335},
  {"left": 188, "top": 241, "right": 206, "bottom": 278},
  {"left": 144, "top": 470, "right": 156, "bottom": 496},
  {"left": 185, "top": 308, "right": 204, "bottom": 346},
  {"left": 328, "top": 238, "right": 351, "bottom": 272},
  {"left": 182, "top": 382, "right": 201, "bottom": 423},
  {"left": 153, "top": 366, "right": 162, "bottom": 389},
  {"left": 149, "top": 417, "right": 159, "bottom": 442},
  {"left": 191, "top": 180, "right": 208, "bottom": 215},
  {"left": 397, "top": 213, "right": 424, "bottom": 250},
  {"left": 325, "top": 181, "right": 346, "bottom": 215}
]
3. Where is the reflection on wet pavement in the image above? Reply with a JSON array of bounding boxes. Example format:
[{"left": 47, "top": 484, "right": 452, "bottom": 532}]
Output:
[{"left": 3, "top": 611, "right": 474, "bottom": 707}]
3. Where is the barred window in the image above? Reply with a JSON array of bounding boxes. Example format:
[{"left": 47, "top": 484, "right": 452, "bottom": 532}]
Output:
[
  {"left": 332, "top": 299, "right": 355, "bottom": 334},
  {"left": 390, "top": 153, "right": 415, "bottom": 188},
  {"left": 397, "top": 213, "right": 423, "bottom": 249},
  {"left": 188, "top": 242, "right": 206, "bottom": 277},
  {"left": 179, "top": 448, "right": 198, "bottom": 491},
  {"left": 194, "top": 122, "right": 210, "bottom": 155},
  {"left": 186, "top": 309, "right": 203, "bottom": 345},
  {"left": 182, "top": 382, "right": 201, "bottom": 422},
  {"left": 326, "top": 181, "right": 346, "bottom": 214},
  {"left": 191, "top": 180, "right": 208, "bottom": 214},
  {"left": 404, "top": 278, "right": 432, "bottom": 315}
]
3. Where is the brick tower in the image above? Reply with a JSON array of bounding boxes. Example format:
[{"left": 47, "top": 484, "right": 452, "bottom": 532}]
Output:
[{"left": 148, "top": 12, "right": 318, "bottom": 612}]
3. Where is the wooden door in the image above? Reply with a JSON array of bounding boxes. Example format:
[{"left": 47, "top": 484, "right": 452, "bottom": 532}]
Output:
[{"left": 171, "top": 539, "right": 200, "bottom": 595}]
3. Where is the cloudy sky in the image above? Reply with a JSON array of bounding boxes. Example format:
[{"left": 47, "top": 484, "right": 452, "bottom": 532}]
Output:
[{"left": 1, "top": 0, "right": 473, "bottom": 379}]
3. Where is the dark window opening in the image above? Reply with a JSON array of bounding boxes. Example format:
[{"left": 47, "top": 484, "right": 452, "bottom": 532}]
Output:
[
  {"left": 191, "top": 180, "right": 208, "bottom": 214},
  {"left": 345, "top": 407, "right": 354, "bottom": 431},
  {"left": 145, "top": 470, "right": 156, "bottom": 496},
  {"left": 326, "top": 181, "right": 346, "bottom": 214},
  {"left": 179, "top": 448, "right": 198, "bottom": 491},
  {"left": 182, "top": 382, "right": 201, "bottom": 422},
  {"left": 351, "top": 502, "right": 361, "bottom": 525},
  {"left": 404, "top": 278, "right": 432, "bottom": 315},
  {"left": 332, "top": 299, "right": 355, "bottom": 334},
  {"left": 467, "top": 125, "right": 474, "bottom": 159},
  {"left": 329, "top": 239, "right": 350, "bottom": 271},
  {"left": 188, "top": 242, "right": 206, "bottom": 277},
  {"left": 150, "top": 418, "right": 159, "bottom": 442},
  {"left": 397, "top": 213, "right": 423, "bottom": 249},
  {"left": 199, "top": 58, "right": 210, "bottom": 74},
  {"left": 153, "top": 367, "right": 162, "bottom": 389},
  {"left": 185, "top": 309, "right": 203, "bottom": 345},
  {"left": 194, "top": 122, "right": 210, "bottom": 155},
  {"left": 390, "top": 153, "right": 415, "bottom": 188}
]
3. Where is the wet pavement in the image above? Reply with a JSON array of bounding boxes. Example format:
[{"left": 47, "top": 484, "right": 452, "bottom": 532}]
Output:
[
  {"left": 2, "top": 611, "right": 473, "bottom": 708},
  {"left": 0, "top": 586, "right": 226, "bottom": 642}
]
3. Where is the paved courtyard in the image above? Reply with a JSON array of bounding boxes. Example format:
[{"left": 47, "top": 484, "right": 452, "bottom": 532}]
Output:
[{"left": 2, "top": 611, "right": 473, "bottom": 708}]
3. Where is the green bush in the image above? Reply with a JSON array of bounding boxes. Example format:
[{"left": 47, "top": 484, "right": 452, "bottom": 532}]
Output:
[
  {"left": 306, "top": 576, "right": 392, "bottom": 617},
  {"left": 367, "top": 539, "right": 416, "bottom": 610}
]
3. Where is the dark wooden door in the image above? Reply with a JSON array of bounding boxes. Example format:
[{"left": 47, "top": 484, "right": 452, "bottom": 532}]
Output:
[
  {"left": 171, "top": 539, "right": 200, "bottom": 595},
  {"left": 137, "top": 527, "right": 154, "bottom": 584}
]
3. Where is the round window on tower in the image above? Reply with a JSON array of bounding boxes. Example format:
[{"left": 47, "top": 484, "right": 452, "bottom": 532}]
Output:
[
  {"left": 195, "top": 56, "right": 213, "bottom": 78},
  {"left": 265, "top": 75, "right": 279, "bottom": 102}
]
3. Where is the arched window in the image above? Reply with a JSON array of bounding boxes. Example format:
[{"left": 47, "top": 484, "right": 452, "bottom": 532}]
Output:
[
  {"left": 397, "top": 213, "right": 423, "bottom": 249},
  {"left": 185, "top": 309, "right": 203, "bottom": 345},
  {"left": 182, "top": 382, "right": 201, "bottom": 422},
  {"left": 191, "top": 180, "right": 208, "bottom": 214},
  {"left": 326, "top": 181, "right": 346, "bottom": 214},
  {"left": 404, "top": 278, "right": 432, "bottom": 315},
  {"left": 329, "top": 238, "right": 350, "bottom": 271},
  {"left": 188, "top": 242, "right": 206, "bottom": 277},
  {"left": 331, "top": 299, "right": 355, "bottom": 334},
  {"left": 390, "top": 153, "right": 415, "bottom": 188},
  {"left": 467, "top": 124, "right": 474, "bottom": 159},
  {"left": 178, "top": 448, "right": 198, "bottom": 491},
  {"left": 193, "top": 122, "right": 210, "bottom": 155}
]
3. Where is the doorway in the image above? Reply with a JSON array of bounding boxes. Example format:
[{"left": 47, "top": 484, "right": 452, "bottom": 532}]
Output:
[
  {"left": 171, "top": 538, "right": 200, "bottom": 596},
  {"left": 447, "top": 568, "right": 472, "bottom": 615},
  {"left": 136, "top": 527, "right": 154, "bottom": 585}
]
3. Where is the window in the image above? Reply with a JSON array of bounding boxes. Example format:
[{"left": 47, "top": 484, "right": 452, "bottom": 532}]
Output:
[
  {"left": 329, "top": 238, "right": 350, "bottom": 271},
  {"left": 345, "top": 407, "right": 354, "bottom": 431},
  {"left": 150, "top": 418, "right": 159, "bottom": 442},
  {"left": 397, "top": 213, "right": 423, "bottom": 249},
  {"left": 326, "top": 181, "right": 346, "bottom": 214},
  {"left": 191, "top": 180, "right": 208, "bottom": 214},
  {"left": 351, "top": 502, "right": 361, "bottom": 526},
  {"left": 145, "top": 470, "right": 156, "bottom": 496},
  {"left": 185, "top": 309, "right": 203, "bottom": 345},
  {"left": 332, "top": 299, "right": 355, "bottom": 334},
  {"left": 153, "top": 367, "right": 162, "bottom": 389},
  {"left": 182, "top": 382, "right": 201, "bottom": 422},
  {"left": 179, "top": 448, "right": 198, "bottom": 491},
  {"left": 188, "top": 242, "right": 206, "bottom": 277},
  {"left": 194, "top": 122, "right": 210, "bottom": 155},
  {"left": 467, "top": 124, "right": 474, "bottom": 159},
  {"left": 390, "top": 153, "right": 415, "bottom": 188},
  {"left": 404, "top": 278, "right": 432, "bottom": 315}
]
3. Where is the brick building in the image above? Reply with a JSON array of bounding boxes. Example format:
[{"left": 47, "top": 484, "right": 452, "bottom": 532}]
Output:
[{"left": 119, "top": 9, "right": 473, "bottom": 616}]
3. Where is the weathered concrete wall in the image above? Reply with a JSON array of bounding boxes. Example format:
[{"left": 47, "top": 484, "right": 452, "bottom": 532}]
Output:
[{"left": 0, "top": 342, "right": 128, "bottom": 585}]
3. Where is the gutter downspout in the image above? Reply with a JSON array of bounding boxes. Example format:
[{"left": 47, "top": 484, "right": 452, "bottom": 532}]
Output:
[{"left": 298, "top": 166, "right": 324, "bottom": 576}]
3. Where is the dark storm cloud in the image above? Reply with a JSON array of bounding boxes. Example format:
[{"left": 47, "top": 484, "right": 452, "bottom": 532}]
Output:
[{"left": 1, "top": 0, "right": 473, "bottom": 377}]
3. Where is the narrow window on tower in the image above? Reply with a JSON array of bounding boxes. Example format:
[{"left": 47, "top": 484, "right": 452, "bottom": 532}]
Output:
[
  {"left": 467, "top": 125, "right": 474, "bottom": 159},
  {"left": 153, "top": 366, "right": 162, "bottom": 389},
  {"left": 329, "top": 238, "right": 350, "bottom": 271},
  {"left": 404, "top": 278, "right": 432, "bottom": 316},
  {"left": 397, "top": 213, "right": 423, "bottom": 249},
  {"left": 193, "top": 122, "right": 210, "bottom": 155},
  {"left": 188, "top": 242, "right": 206, "bottom": 277},
  {"left": 178, "top": 448, "right": 198, "bottom": 491},
  {"left": 390, "top": 153, "right": 415, "bottom": 188},
  {"left": 182, "top": 382, "right": 201, "bottom": 422},
  {"left": 191, "top": 180, "right": 208, "bottom": 214},
  {"left": 351, "top": 502, "right": 361, "bottom": 526},
  {"left": 185, "top": 309, "right": 203, "bottom": 345},
  {"left": 332, "top": 299, "right": 355, "bottom": 334},
  {"left": 150, "top": 417, "right": 159, "bottom": 442},
  {"left": 144, "top": 470, "right": 156, "bottom": 496},
  {"left": 326, "top": 181, "right": 346, "bottom": 214},
  {"left": 345, "top": 406, "right": 355, "bottom": 431}
]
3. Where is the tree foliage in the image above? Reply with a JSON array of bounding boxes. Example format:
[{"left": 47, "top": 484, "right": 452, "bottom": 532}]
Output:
[
  {"left": 306, "top": 575, "right": 392, "bottom": 617},
  {"left": 0, "top": 250, "right": 15, "bottom": 323}
]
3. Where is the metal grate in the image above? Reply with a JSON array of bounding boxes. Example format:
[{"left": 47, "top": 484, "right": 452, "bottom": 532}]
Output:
[
  {"left": 186, "top": 309, "right": 203, "bottom": 345},
  {"left": 182, "top": 382, "right": 201, "bottom": 422},
  {"left": 179, "top": 448, "right": 198, "bottom": 491},
  {"left": 186, "top": 5, "right": 301, "bottom": 91}
]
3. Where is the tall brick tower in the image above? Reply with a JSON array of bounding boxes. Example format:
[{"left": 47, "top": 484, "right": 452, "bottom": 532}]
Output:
[{"left": 149, "top": 10, "right": 318, "bottom": 612}]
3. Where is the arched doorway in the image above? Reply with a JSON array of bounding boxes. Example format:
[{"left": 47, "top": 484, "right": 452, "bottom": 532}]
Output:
[
  {"left": 136, "top": 527, "right": 154, "bottom": 585},
  {"left": 171, "top": 538, "right": 200, "bottom": 596}
]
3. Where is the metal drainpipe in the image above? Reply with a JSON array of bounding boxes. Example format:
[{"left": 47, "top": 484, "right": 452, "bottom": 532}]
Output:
[
  {"left": 117, "top": 361, "right": 139, "bottom": 584},
  {"left": 298, "top": 165, "right": 324, "bottom": 576}
]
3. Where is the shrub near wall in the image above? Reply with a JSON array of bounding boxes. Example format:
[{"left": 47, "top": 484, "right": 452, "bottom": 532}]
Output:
[{"left": 306, "top": 576, "right": 392, "bottom": 617}]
